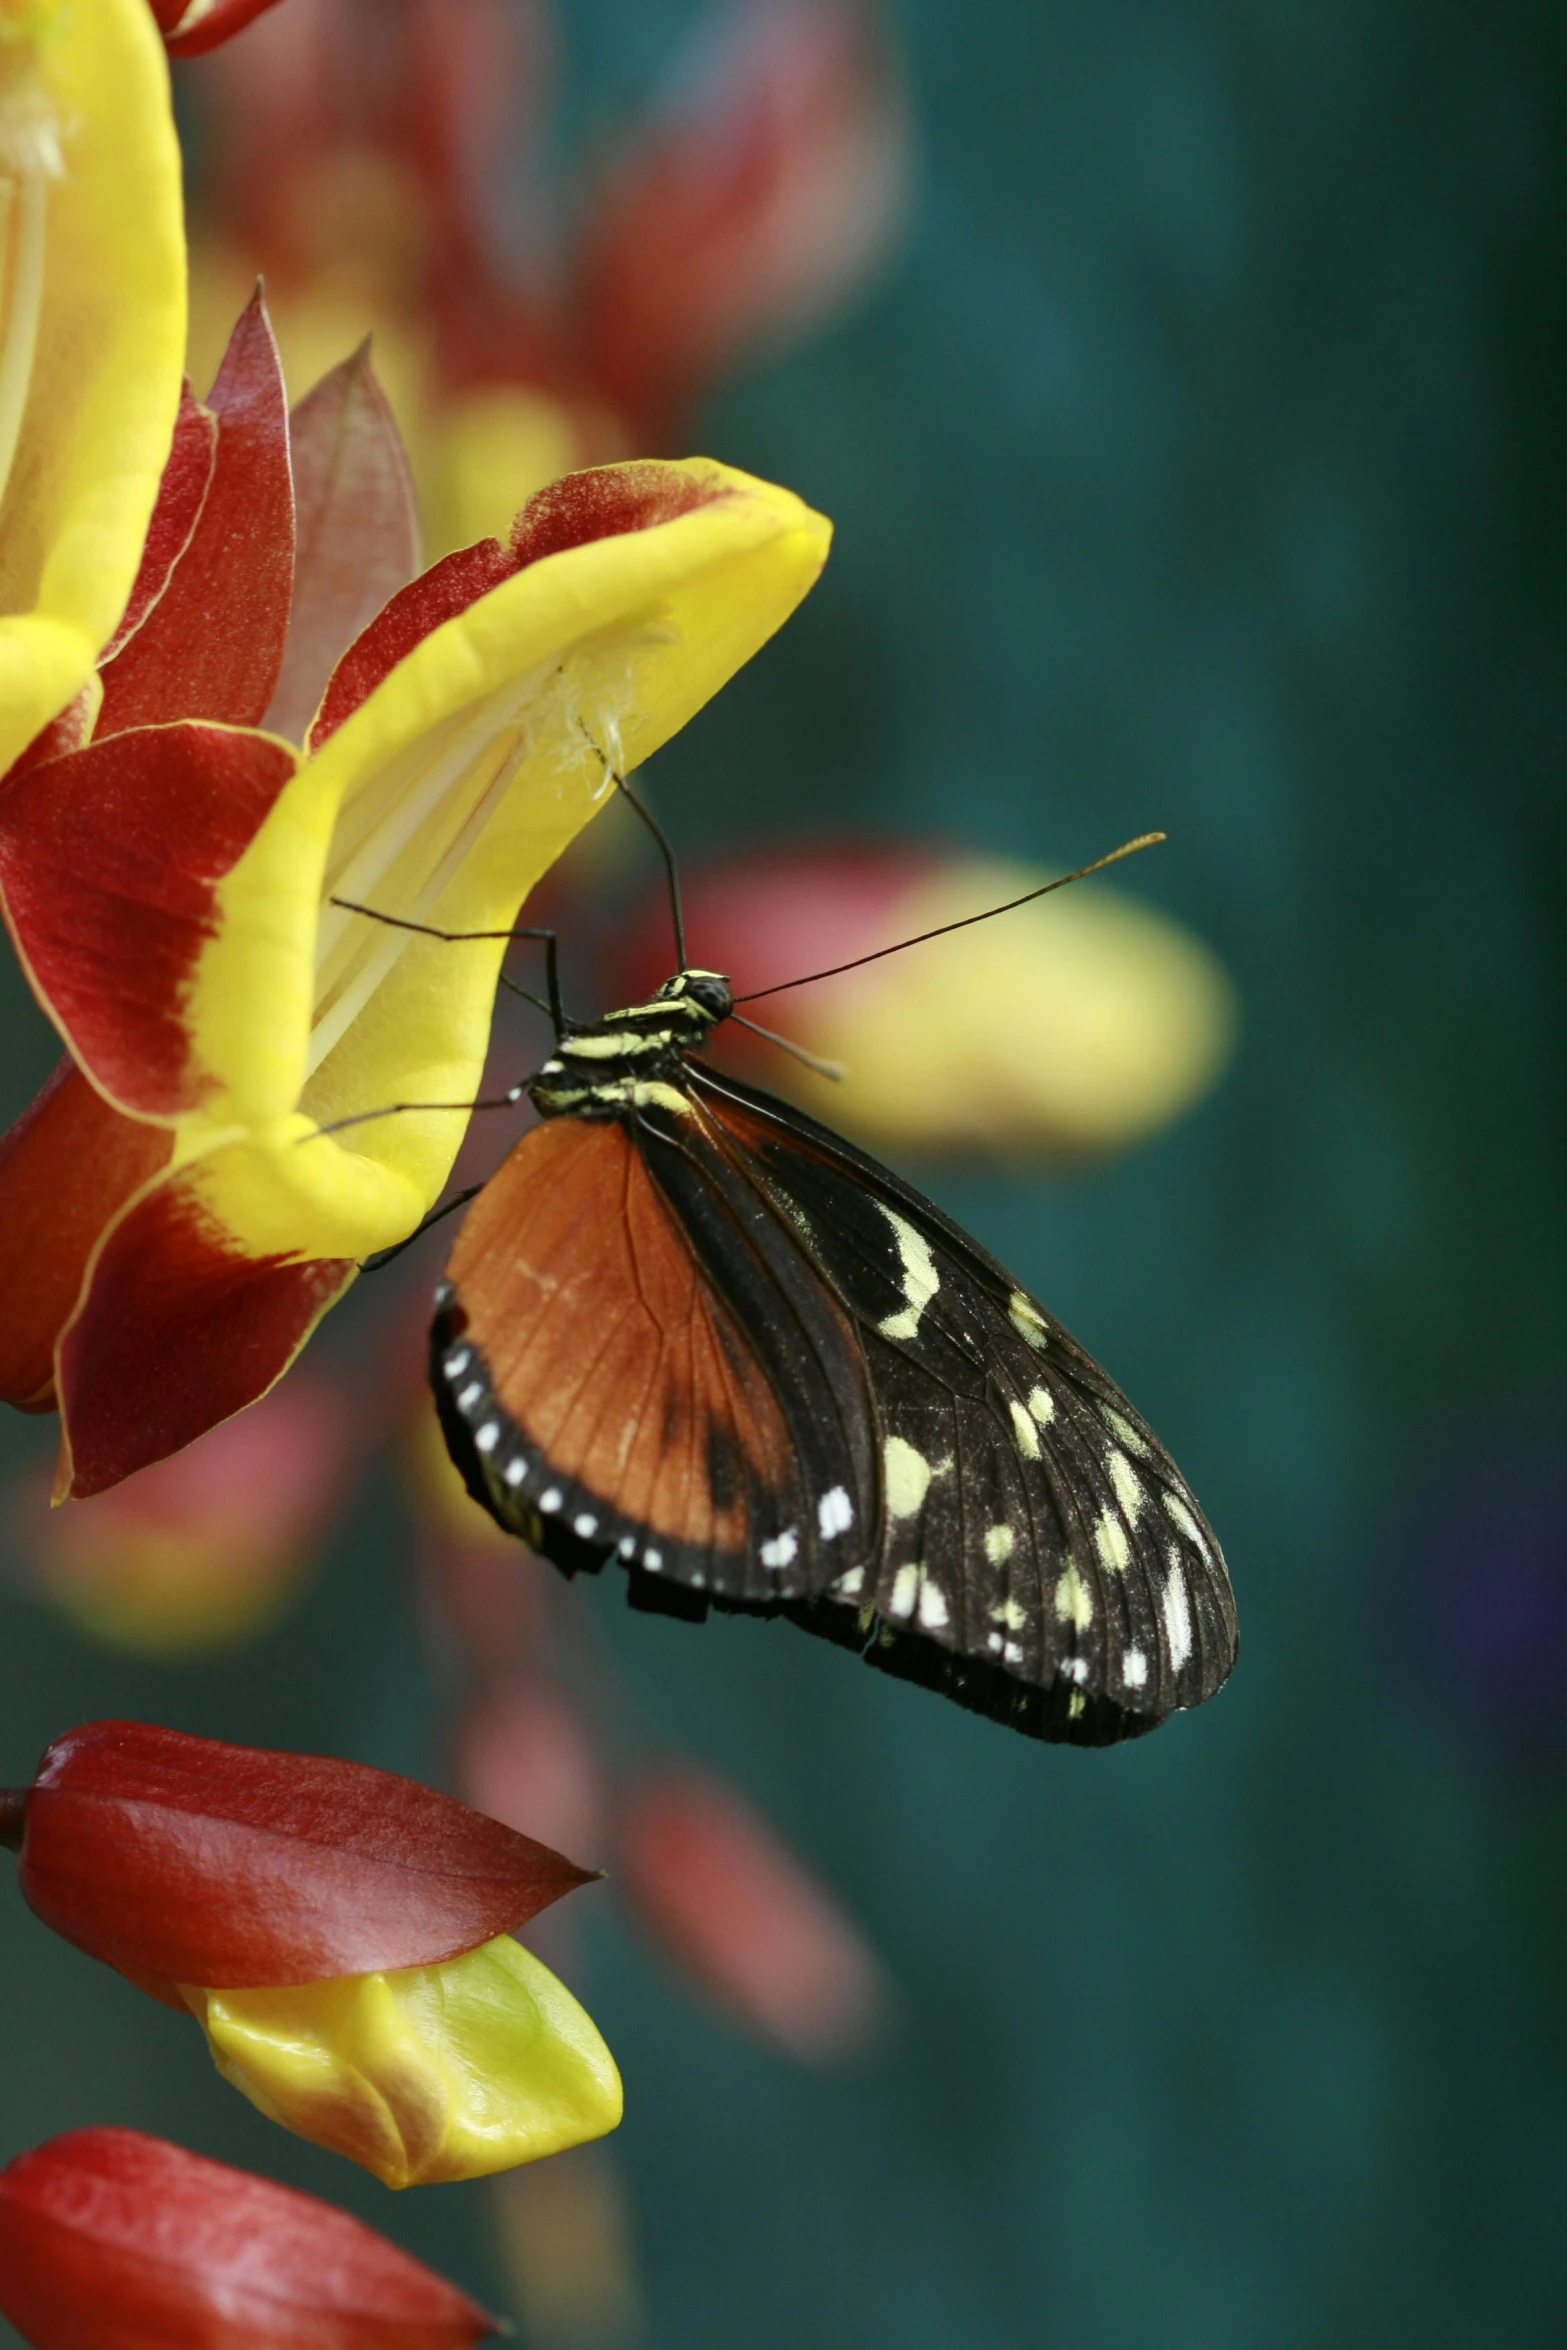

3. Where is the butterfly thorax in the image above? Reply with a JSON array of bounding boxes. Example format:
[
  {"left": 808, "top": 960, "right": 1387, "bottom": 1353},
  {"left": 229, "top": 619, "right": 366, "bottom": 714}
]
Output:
[{"left": 529, "top": 968, "right": 734, "bottom": 1121}]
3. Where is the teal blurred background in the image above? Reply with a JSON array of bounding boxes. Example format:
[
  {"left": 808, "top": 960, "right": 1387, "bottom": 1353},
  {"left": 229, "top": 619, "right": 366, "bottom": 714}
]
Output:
[{"left": 4, "top": 1, "right": 1567, "bottom": 2344}]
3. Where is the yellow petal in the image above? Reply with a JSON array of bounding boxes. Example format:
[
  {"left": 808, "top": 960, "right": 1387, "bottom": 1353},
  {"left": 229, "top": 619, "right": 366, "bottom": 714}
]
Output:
[
  {"left": 183, "top": 1932, "right": 623, "bottom": 2189},
  {"left": 183, "top": 460, "right": 829, "bottom": 1261},
  {"left": 787, "top": 856, "right": 1239, "bottom": 1157},
  {"left": 0, "top": 0, "right": 185, "bottom": 772}
]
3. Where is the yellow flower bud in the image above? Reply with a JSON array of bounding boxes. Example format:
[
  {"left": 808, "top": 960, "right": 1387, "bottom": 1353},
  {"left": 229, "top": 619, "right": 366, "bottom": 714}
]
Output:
[{"left": 181, "top": 1932, "right": 622, "bottom": 2190}]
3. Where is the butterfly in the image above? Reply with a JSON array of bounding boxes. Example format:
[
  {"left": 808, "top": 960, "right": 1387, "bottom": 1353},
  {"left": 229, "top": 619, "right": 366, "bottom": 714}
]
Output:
[{"left": 425, "top": 882, "right": 1237, "bottom": 1745}]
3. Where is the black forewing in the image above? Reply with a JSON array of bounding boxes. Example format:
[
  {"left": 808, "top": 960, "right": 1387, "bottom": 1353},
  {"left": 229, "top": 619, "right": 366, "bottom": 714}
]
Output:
[{"left": 685, "top": 1062, "right": 1238, "bottom": 1739}]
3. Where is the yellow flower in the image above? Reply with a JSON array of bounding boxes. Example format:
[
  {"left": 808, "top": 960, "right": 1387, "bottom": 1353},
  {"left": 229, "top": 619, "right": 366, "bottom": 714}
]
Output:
[
  {"left": 184, "top": 1934, "right": 622, "bottom": 2190},
  {"left": 0, "top": 0, "right": 184, "bottom": 772}
]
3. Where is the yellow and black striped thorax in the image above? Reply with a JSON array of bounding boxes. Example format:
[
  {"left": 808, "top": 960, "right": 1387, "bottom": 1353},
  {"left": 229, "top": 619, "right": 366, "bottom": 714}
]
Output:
[{"left": 529, "top": 969, "right": 734, "bottom": 1120}]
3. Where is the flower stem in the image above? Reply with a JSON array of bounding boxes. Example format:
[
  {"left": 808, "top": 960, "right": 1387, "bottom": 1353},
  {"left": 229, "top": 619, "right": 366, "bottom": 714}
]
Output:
[{"left": 0, "top": 1790, "right": 24, "bottom": 1851}]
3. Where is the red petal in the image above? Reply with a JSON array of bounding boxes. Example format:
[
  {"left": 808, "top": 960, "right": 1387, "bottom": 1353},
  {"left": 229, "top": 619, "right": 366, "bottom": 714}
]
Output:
[
  {"left": 96, "top": 292, "right": 294, "bottom": 735},
  {"left": 16, "top": 1721, "right": 599, "bottom": 1988},
  {"left": 264, "top": 344, "right": 421, "bottom": 744},
  {"left": 6, "top": 684, "right": 102, "bottom": 786},
  {"left": 621, "top": 1768, "right": 886, "bottom": 2062},
  {"left": 0, "top": 2128, "right": 500, "bottom": 2350},
  {"left": 163, "top": 0, "right": 291, "bottom": 55},
  {"left": 101, "top": 383, "right": 219, "bottom": 665},
  {"left": 579, "top": 2, "right": 909, "bottom": 441},
  {"left": 0, "top": 723, "right": 297, "bottom": 1119},
  {"left": 0, "top": 1059, "right": 171, "bottom": 1412},
  {"left": 307, "top": 461, "right": 722, "bottom": 751},
  {"left": 54, "top": 1170, "right": 353, "bottom": 1499}
]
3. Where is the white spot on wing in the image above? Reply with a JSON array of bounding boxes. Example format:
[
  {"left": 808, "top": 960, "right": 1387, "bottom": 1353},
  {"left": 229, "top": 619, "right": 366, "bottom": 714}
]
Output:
[
  {"left": 917, "top": 1580, "right": 950, "bottom": 1630},
  {"left": 834, "top": 1566, "right": 865, "bottom": 1598},
  {"left": 1062, "top": 1656, "right": 1089, "bottom": 1685},
  {"left": 1002, "top": 1639, "right": 1025, "bottom": 1666},
  {"left": 888, "top": 1563, "right": 920, "bottom": 1619},
  {"left": 539, "top": 1488, "right": 562, "bottom": 1513},
  {"left": 875, "top": 1205, "right": 940, "bottom": 1341},
  {"left": 643, "top": 1547, "right": 663, "bottom": 1571},
  {"left": 504, "top": 1459, "right": 526, "bottom": 1487},
  {"left": 444, "top": 1350, "right": 471, "bottom": 1380},
  {"left": 458, "top": 1382, "right": 483, "bottom": 1411},
  {"left": 617, "top": 1535, "right": 636, "bottom": 1558},
  {"left": 1122, "top": 1646, "right": 1148, "bottom": 1688},
  {"left": 475, "top": 1422, "right": 500, "bottom": 1454},
  {"left": 818, "top": 1487, "right": 854, "bottom": 1539},
  {"left": 1161, "top": 1566, "right": 1193, "bottom": 1671},
  {"left": 573, "top": 1513, "right": 598, "bottom": 1539},
  {"left": 883, "top": 1437, "right": 934, "bottom": 1520},
  {"left": 760, "top": 1528, "right": 798, "bottom": 1569},
  {"left": 984, "top": 1523, "right": 1015, "bottom": 1566}
]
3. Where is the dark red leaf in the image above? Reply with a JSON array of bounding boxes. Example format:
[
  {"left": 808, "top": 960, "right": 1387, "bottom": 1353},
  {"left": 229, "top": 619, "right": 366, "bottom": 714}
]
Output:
[
  {"left": 0, "top": 2128, "right": 500, "bottom": 2350},
  {"left": 0, "top": 1058, "right": 172, "bottom": 1412},
  {"left": 579, "top": 1, "right": 909, "bottom": 441},
  {"left": 162, "top": 0, "right": 290, "bottom": 57},
  {"left": 307, "top": 461, "right": 723, "bottom": 751},
  {"left": 264, "top": 344, "right": 421, "bottom": 744},
  {"left": 96, "top": 291, "right": 294, "bottom": 735},
  {"left": 101, "top": 383, "right": 219, "bottom": 664},
  {"left": 621, "top": 1767, "right": 886, "bottom": 2062},
  {"left": 16, "top": 1720, "right": 597, "bottom": 1986}
]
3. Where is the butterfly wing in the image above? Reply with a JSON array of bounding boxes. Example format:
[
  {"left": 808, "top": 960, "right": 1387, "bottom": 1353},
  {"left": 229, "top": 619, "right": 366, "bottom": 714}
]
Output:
[
  {"left": 432, "top": 1109, "right": 879, "bottom": 1610},
  {"left": 686, "top": 1064, "right": 1238, "bottom": 1742}
]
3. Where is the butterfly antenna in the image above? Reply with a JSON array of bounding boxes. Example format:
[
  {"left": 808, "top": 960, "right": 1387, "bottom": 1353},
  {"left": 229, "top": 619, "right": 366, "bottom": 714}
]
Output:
[
  {"left": 614, "top": 773, "right": 688, "bottom": 968},
  {"left": 574, "top": 719, "right": 689, "bottom": 968},
  {"left": 730, "top": 1013, "right": 845, "bottom": 1082},
  {"left": 734, "top": 832, "right": 1166, "bottom": 1005}
]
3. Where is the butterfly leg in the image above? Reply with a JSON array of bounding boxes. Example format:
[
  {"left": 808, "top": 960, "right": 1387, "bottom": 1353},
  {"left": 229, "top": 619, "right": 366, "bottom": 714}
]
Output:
[{"left": 329, "top": 897, "right": 566, "bottom": 1035}]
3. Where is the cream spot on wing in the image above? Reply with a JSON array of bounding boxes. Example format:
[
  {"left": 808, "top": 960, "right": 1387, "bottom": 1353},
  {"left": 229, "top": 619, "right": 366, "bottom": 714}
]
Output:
[
  {"left": 1009, "top": 1399, "right": 1041, "bottom": 1460},
  {"left": 1108, "top": 1451, "right": 1145, "bottom": 1520},
  {"left": 1161, "top": 1565, "right": 1193, "bottom": 1671},
  {"left": 1009, "top": 1291, "right": 1049, "bottom": 1349},
  {"left": 1093, "top": 1509, "right": 1131, "bottom": 1573},
  {"left": 888, "top": 1563, "right": 920, "bottom": 1619},
  {"left": 760, "top": 1528, "right": 798, "bottom": 1569},
  {"left": 834, "top": 1565, "right": 865, "bottom": 1598},
  {"left": 1161, "top": 1489, "right": 1208, "bottom": 1556},
  {"left": 884, "top": 1436, "right": 934, "bottom": 1520},
  {"left": 1099, "top": 1402, "right": 1152, "bottom": 1458},
  {"left": 917, "top": 1580, "right": 950, "bottom": 1630},
  {"left": 991, "top": 1597, "right": 1027, "bottom": 1630},
  {"left": 1028, "top": 1386, "right": 1056, "bottom": 1427},
  {"left": 875, "top": 1204, "right": 940, "bottom": 1341},
  {"left": 984, "top": 1523, "right": 1015, "bottom": 1566},
  {"left": 1067, "top": 1690, "right": 1087, "bottom": 1720},
  {"left": 1122, "top": 1646, "right": 1148, "bottom": 1688},
  {"left": 1054, "top": 1563, "right": 1094, "bottom": 1629},
  {"left": 818, "top": 1486, "right": 854, "bottom": 1539}
]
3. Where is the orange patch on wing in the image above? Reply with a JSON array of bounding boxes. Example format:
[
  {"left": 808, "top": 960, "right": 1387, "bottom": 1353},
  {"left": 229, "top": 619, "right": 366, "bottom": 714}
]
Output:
[{"left": 448, "top": 1119, "right": 791, "bottom": 1554}]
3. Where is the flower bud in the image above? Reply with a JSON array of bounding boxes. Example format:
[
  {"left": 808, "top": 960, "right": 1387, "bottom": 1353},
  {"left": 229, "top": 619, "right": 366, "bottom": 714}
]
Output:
[
  {"left": 183, "top": 1929, "right": 623, "bottom": 2190},
  {"left": 0, "top": 2126, "right": 500, "bottom": 2350}
]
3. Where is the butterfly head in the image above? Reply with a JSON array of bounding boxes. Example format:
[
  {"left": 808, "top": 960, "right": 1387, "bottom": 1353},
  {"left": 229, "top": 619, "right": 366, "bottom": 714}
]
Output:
[{"left": 652, "top": 968, "right": 734, "bottom": 1024}]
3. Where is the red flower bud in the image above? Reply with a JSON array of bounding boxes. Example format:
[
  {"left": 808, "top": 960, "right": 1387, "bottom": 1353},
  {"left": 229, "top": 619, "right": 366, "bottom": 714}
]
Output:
[
  {"left": 9, "top": 1720, "right": 596, "bottom": 1990},
  {"left": 0, "top": 2127, "right": 500, "bottom": 2350}
]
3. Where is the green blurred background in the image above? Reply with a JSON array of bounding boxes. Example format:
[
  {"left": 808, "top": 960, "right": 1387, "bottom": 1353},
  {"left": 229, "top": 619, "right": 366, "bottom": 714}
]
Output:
[{"left": 4, "top": 0, "right": 1566, "bottom": 2343}]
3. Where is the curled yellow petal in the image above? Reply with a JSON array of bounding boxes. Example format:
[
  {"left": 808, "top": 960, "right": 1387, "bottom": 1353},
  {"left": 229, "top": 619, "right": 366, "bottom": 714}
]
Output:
[
  {"left": 182, "top": 1932, "right": 623, "bottom": 2190},
  {"left": 0, "top": 0, "right": 185, "bottom": 771}
]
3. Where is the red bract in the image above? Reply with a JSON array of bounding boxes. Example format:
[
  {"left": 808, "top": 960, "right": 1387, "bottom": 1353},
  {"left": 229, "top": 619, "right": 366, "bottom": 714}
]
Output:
[
  {"left": 0, "top": 2127, "right": 500, "bottom": 2350},
  {"left": 621, "top": 1768, "right": 887, "bottom": 2063},
  {"left": 8, "top": 1720, "right": 596, "bottom": 1992},
  {"left": 152, "top": 0, "right": 291, "bottom": 58}
]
